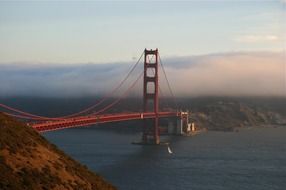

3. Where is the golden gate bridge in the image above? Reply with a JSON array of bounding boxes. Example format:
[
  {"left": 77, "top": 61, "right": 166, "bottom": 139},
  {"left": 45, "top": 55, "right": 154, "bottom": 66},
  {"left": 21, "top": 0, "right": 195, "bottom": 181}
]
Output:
[{"left": 0, "top": 49, "right": 189, "bottom": 145}]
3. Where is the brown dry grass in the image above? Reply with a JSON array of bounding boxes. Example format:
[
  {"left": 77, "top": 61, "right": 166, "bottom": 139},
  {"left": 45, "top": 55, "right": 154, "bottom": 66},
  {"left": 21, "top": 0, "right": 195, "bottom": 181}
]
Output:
[{"left": 0, "top": 112, "right": 116, "bottom": 190}]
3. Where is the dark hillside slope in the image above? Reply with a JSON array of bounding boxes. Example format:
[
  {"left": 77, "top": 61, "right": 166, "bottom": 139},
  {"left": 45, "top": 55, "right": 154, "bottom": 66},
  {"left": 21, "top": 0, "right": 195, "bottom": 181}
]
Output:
[
  {"left": 189, "top": 100, "right": 285, "bottom": 131},
  {"left": 0, "top": 113, "right": 116, "bottom": 190}
]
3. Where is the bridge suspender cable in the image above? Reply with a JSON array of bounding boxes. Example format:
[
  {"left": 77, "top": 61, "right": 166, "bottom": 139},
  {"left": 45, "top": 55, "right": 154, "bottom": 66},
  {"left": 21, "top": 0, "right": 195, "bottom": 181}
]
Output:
[{"left": 0, "top": 51, "right": 145, "bottom": 120}]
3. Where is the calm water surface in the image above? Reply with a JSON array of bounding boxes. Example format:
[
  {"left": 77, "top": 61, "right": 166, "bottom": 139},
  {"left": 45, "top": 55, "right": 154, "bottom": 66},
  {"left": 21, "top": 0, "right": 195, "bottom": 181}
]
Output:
[{"left": 44, "top": 126, "right": 286, "bottom": 190}]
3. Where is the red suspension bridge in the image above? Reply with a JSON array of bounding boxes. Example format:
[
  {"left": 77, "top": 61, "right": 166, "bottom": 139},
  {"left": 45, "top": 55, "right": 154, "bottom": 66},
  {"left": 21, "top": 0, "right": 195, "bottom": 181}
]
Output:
[{"left": 0, "top": 49, "right": 188, "bottom": 145}]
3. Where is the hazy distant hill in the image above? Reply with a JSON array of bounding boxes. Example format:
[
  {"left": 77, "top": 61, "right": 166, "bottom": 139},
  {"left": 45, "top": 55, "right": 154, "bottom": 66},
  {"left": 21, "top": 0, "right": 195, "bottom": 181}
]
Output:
[
  {"left": 0, "top": 113, "right": 116, "bottom": 190},
  {"left": 186, "top": 98, "right": 286, "bottom": 131}
]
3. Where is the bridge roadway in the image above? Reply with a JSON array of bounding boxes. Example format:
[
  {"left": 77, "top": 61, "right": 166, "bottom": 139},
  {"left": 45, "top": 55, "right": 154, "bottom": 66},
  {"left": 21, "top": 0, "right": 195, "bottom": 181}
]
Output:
[{"left": 32, "top": 111, "right": 179, "bottom": 132}]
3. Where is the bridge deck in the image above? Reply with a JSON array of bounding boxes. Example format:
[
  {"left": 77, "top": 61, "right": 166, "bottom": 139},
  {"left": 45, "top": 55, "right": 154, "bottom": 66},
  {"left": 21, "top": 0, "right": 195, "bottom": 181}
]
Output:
[{"left": 32, "top": 112, "right": 179, "bottom": 132}]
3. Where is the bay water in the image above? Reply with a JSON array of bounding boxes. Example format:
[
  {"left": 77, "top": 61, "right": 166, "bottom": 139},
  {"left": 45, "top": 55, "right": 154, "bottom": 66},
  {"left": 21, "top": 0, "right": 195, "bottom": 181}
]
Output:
[{"left": 44, "top": 126, "right": 286, "bottom": 190}]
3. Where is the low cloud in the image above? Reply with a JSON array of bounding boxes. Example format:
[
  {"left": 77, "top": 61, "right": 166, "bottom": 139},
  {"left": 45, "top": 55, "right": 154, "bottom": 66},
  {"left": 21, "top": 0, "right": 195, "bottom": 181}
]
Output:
[
  {"left": 0, "top": 51, "right": 285, "bottom": 97},
  {"left": 163, "top": 51, "right": 285, "bottom": 97}
]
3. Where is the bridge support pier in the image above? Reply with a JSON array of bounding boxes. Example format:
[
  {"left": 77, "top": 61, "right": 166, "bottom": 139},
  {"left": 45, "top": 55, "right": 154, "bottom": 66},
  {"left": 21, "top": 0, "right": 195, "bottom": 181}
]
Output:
[
  {"left": 176, "top": 111, "right": 189, "bottom": 135},
  {"left": 166, "top": 111, "right": 190, "bottom": 135}
]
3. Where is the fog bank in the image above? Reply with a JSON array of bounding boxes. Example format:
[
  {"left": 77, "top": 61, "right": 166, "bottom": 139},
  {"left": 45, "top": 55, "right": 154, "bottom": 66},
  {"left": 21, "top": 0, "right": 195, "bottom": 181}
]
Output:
[{"left": 0, "top": 51, "right": 285, "bottom": 97}]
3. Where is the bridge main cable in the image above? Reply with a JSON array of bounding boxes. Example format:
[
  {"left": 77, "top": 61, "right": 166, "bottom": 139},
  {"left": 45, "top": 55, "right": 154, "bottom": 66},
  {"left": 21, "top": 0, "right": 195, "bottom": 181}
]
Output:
[
  {"left": 3, "top": 71, "right": 144, "bottom": 120},
  {"left": 54, "top": 50, "right": 145, "bottom": 118},
  {"left": 158, "top": 53, "right": 178, "bottom": 109},
  {"left": 88, "top": 71, "right": 144, "bottom": 116},
  {"left": 0, "top": 51, "right": 145, "bottom": 120}
]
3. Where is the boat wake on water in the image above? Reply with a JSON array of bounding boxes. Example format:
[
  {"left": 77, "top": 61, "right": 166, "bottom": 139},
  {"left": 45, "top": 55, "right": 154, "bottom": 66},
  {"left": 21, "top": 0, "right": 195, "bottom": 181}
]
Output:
[{"left": 167, "top": 146, "right": 173, "bottom": 154}]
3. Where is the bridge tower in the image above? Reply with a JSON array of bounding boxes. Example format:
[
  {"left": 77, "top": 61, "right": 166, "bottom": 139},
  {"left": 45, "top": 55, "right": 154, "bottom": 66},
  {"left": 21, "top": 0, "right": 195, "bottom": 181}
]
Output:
[{"left": 142, "top": 48, "right": 160, "bottom": 144}]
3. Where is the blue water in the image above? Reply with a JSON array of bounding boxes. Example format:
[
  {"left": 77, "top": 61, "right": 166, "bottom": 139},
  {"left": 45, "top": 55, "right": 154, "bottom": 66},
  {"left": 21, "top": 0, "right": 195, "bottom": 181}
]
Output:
[{"left": 44, "top": 126, "right": 286, "bottom": 190}]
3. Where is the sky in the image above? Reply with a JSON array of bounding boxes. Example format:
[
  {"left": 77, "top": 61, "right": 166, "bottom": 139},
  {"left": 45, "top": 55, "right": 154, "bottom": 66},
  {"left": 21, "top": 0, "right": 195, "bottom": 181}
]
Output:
[
  {"left": 0, "top": 1, "right": 285, "bottom": 97},
  {"left": 0, "top": 0, "right": 285, "bottom": 63}
]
